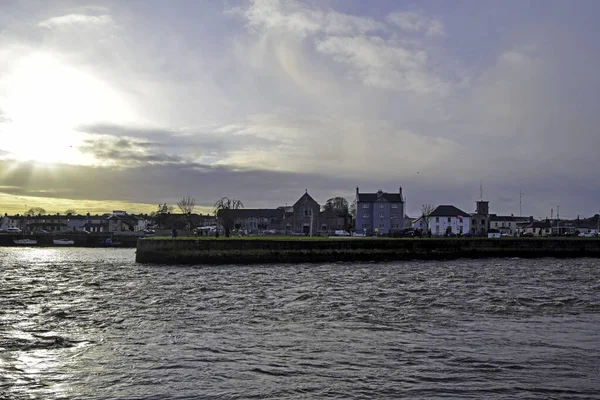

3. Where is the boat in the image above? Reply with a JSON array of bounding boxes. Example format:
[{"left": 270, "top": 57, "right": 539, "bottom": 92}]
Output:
[
  {"left": 104, "top": 238, "right": 121, "bottom": 247},
  {"left": 53, "top": 239, "right": 75, "bottom": 245},
  {"left": 13, "top": 239, "right": 38, "bottom": 245}
]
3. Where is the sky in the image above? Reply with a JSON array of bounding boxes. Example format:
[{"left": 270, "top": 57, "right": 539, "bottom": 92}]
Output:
[{"left": 1, "top": 0, "right": 599, "bottom": 219}]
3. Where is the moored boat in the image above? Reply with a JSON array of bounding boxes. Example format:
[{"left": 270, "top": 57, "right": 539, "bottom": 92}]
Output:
[
  {"left": 53, "top": 239, "right": 75, "bottom": 245},
  {"left": 104, "top": 238, "right": 121, "bottom": 247},
  {"left": 13, "top": 239, "right": 38, "bottom": 245}
]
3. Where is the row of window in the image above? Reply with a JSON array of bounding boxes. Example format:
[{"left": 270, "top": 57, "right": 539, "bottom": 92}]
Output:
[
  {"left": 361, "top": 224, "right": 400, "bottom": 229},
  {"left": 362, "top": 204, "right": 400, "bottom": 209},
  {"left": 362, "top": 213, "right": 400, "bottom": 219},
  {"left": 435, "top": 225, "right": 463, "bottom": 232}
]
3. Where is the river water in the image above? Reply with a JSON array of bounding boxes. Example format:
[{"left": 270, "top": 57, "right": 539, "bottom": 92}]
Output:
[{"left": 1, "top": 248, "right": 599, "bottom": 399}]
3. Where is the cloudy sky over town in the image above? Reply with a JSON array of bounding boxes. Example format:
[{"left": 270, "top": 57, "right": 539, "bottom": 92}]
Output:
[{"left": 1, "top": 0, "right": 599, "bottom": 218}]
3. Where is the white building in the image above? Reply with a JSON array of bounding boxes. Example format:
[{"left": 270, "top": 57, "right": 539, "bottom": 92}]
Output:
[
  {"left": 488, "top": 215, "right": 530, "bottom": 236},
  {"left": 414, "top": 205, "right": 471, "bottom": 236},
  {"left": 1, "top": 215, "right": 22, "bottom": 231}
]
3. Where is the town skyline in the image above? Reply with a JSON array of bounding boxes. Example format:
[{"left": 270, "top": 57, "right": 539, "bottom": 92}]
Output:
[{"left": 1, "top": 1, "right": 599, "bottom": 218}]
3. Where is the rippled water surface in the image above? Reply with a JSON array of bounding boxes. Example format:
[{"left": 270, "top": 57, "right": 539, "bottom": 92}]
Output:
[{"left": 1, "top": 248, "right": 600, "bottom": 399}]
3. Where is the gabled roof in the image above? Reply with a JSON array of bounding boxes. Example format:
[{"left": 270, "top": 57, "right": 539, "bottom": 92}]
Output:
[
  {"left": 357, "top": 191, "right": 403, "bottom": 203},
  {"left": 429, "top": 205, "right": 470, "bottom": 217},
  {"left": 293, "top": 191, "right": 319, "bottom": 208}
]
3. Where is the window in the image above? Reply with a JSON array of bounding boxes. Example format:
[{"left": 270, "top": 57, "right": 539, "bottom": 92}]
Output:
[
  {"left": 304, "top": 209, "right": 308, "bottom": 216},
  {"left": 380, "top": 224, "right": 385, "bottom": 228},
  {"left": 447, "top": 217, "right": 451, "bottom": 223},
  {"left": 495, "top": 222, "right": 498, "bottom": 227},
  {"left": 391, "top": 204, "right": 398, "bottom": 209},
  {"left": 391, "top": 214, "right": 398, "bottom": 219},
  {"left": 379, "top": 212, "right": 384, "bottom": 218},
  {"left": 379, "top": 203, "right": 385, "bottom": 208},
  {"left": 436, "top": 217, "right": 439, "bottom": 223},
  {"left": 481, "top": 220, "right": 485, "bottom": 225},
  {"left": 362, "top": 213, "right": 369, "bottom": 218},
  {"left": 362, "top": 224, "right": 369, "bottom": 229},
  {"left": 436, "top": 225, "right": 440, "bottom": 233},
  {"left": 362, "top": 204, "right": 369, "bottom": 209},
  {"left": 392, "top": 224, "right": 398, "bottom": 229}
]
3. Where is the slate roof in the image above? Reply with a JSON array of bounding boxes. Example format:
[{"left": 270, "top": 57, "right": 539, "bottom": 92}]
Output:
[
  {"left": 357, "top": 192, "right": 403, "bottom": 202},
  {"left": 221, "top": 209, "right": 284, "bottom": 219},
  {"left": 429, "top": 205, "right": 470, "bottom": 217},
  {"left": 489, "top": 215, "right": 530, "bottom": 222},
  {"left": 294, "top": 192, "right": 319, "bottom": 207}
]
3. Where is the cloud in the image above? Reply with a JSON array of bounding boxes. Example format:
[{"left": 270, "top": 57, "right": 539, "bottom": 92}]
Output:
[
  {"left": 315, "top": 35, "right": 448, "bottom": 94},
  {"left": 237, "top": 0, "right": 384, "bottom": 37},
  {"left": 38, "top": 13, "right": 114, "bottom": 29},
  {"left": 0, "top": 108, "right": 10, "bottom": 123},
  {"left": 386, "top": 12, "right": 444, "bottom": 37}
]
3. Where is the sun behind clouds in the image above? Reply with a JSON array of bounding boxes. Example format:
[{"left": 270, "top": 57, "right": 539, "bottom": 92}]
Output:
[{"left": 0, "top": 52, "right": 134, "bottom": 165}]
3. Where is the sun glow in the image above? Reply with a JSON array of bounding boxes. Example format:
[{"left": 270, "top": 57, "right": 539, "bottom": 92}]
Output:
[{"left": 1, "top": 52, "right": 134, "bottom": 165}]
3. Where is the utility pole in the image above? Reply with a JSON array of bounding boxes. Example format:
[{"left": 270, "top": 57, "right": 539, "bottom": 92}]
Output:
[{"left": 557, "top": 205, "right": 560, "bottom": 236}]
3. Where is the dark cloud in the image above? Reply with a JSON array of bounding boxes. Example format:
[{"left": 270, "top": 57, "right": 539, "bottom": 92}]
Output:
[
  {"left": 78, "top": 136, "right": 186, "bottom": 165},
  {"left": 1, "top": 159, "right": 599, "bottom": 219},
  {"left": 77, "top": 123, "right": 279, "bottom": 160}
]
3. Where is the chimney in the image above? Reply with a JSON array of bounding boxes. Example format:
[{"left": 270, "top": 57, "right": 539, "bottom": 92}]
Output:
[
  {"left": 356, "top": 186, "right": 359, "bottom": 195},
  {"left": 377, "top": 189, "right": 383, "bottom": 198},
  {"left": 399, "top": 186, "right": 403, "bottom": 200}
]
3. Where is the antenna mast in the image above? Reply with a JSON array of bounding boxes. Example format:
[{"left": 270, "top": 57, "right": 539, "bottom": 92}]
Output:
[
  {"left": 519, "top": 190, "right": 523, "bottom": 217},
  {"left": 480, "top": 182, "right": 483, "bottom": 200}
]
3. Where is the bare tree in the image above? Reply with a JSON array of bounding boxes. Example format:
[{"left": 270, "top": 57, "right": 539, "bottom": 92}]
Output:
[
  {"left": 25, "top": 207, "right": 46, "bottom": 216},
  {"left": 322, "top": 197, "right": 349, "bottom": 215},
  {"left": 214, "top": 197, "right": 244, "bottom": 237},
  {"left": 349, "top": 198, "right": 357, "bottom": 219},
  {"left": 421, "top": 204, "right": 436, "bottom": 235},
  {"left": 177, "top": 196, "right": 196, "bottom": 214},
  {"left": 64, "top": 209, "right": 77, "bottom": 216}
]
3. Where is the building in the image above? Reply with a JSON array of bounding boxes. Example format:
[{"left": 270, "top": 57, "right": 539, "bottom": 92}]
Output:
[
  {"left": 1, "top": 215, "right": 22, "bottom": 231},
  {"left": 228, "top": 208, "right": 285, "bottom": 232},
  {"left": 285, "top": 191, "right": 321, "bottom": 235},
  {"left": 107, "top": 214, "right": 140, "bottom": 232},
  {"left": 521, "top": 220, "right": 553, "bottom": 237},
  {"left": 470, "top": 200, "right": 490, "bottom": 236},
  {"left": 354, "top": 187, "right": 405, "bottom": 235},
  {"left": 489, "top": 215, "right": 531, "bottom": 236},
  {"left": 414, "top": 205, "right": 471, "bottom": 236}
]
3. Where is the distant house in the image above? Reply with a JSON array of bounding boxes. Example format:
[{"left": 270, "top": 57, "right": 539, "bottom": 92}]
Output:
[
  {"left": 318, "top": 208, "right": 348, "bottom": 234},
  {"left": 25, "top": 214, "right": 68, "bottom": 233},
  {"left": 414, "top": 205, "right": 471, "bottom": 236},
  {"left": 107, "top": 214, "right": 139, "bottom": 232},
  {"left": 1, "top": 215, "right": 22, "bottom": 231},
  {"left": 489, "top": 215, "right": 530, "bottom": 236},
  {"left": 522, "top": 220, "right": 553, "bottom": 237},
  {"left": 225, "top": 208, "right": 285, "bottom": 232},
  {"left": 355, "top": 187, "right": 405, "bottom": 235}
]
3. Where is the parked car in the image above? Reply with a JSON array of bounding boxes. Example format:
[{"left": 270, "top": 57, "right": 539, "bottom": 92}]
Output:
[
  {"left": 6, "top": 228, "right": 22, "bottom": 234},
  {"left": 578, "top": 232, "right": 596, "bottom": 238},
  {"left": 521, "top": 232, "right": 534, "bottom": 237},
  {"left": 334, "top": 230, "right": 349, "bottom": 236}
]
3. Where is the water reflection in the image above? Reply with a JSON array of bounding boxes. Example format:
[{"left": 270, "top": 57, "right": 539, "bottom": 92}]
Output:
[{"left": 1, "top": 248, "right": 599, "bottom": 399}]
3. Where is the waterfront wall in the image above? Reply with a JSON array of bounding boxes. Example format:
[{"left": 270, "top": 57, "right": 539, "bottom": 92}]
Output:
[
  {"left": 135, "top": 238, "right": 600, "bottom": 264},
  {"left": 0, "top": 233, "right": 139, "bottom": 248}
]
